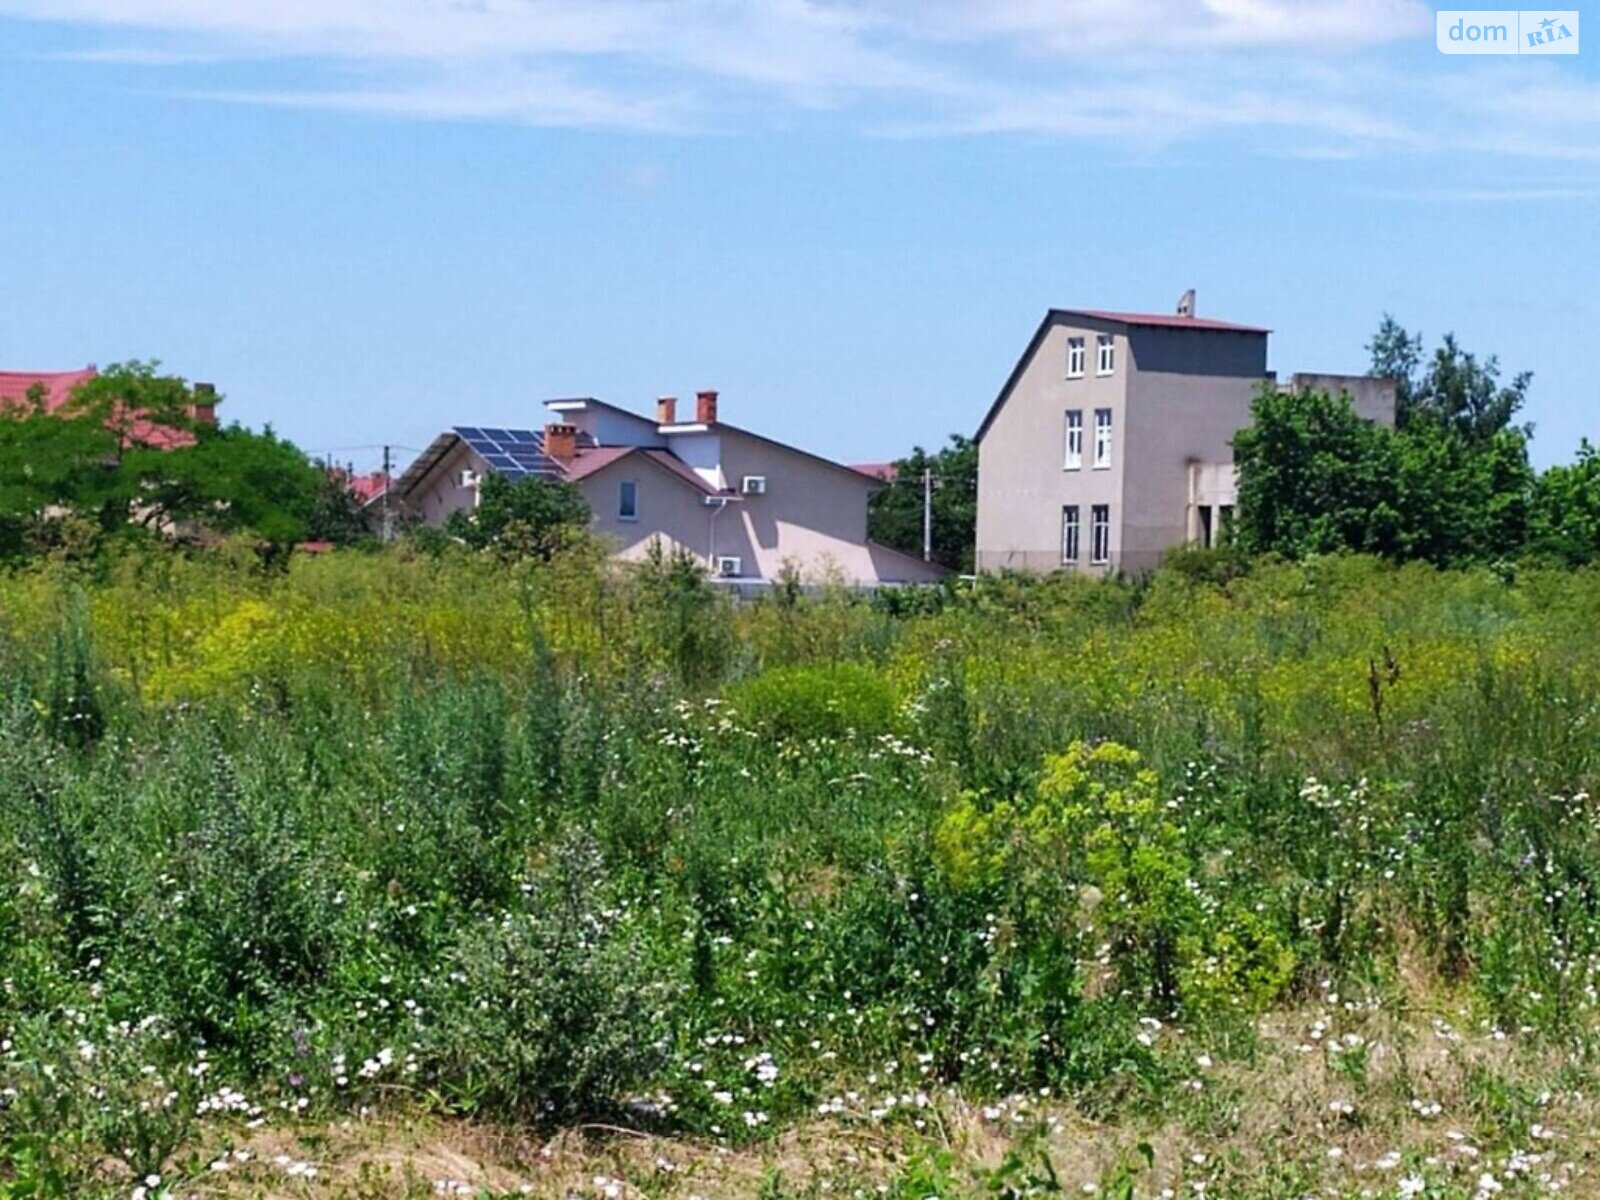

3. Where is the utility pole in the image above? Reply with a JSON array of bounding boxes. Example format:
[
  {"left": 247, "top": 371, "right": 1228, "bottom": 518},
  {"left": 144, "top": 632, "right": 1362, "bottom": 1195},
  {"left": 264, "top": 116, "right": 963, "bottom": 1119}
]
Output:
[
  {"left": 380, "top": 444, "right": 393, "bottom": 543},
  {"left": 922, "top": 468, "right": 937, "bottom": 563}
]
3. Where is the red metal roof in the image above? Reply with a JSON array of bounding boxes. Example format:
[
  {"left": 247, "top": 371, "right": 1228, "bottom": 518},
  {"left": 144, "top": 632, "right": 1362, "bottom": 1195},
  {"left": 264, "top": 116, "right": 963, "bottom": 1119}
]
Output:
[{"left": 1068, "top": 310, "right": 1269, "bottom": 333}]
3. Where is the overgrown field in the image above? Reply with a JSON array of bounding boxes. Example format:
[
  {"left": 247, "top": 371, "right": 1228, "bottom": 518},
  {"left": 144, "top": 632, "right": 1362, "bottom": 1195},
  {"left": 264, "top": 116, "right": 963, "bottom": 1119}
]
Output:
[{"left": 4, "top": 546, "right": 1600, "bottom": 1198}]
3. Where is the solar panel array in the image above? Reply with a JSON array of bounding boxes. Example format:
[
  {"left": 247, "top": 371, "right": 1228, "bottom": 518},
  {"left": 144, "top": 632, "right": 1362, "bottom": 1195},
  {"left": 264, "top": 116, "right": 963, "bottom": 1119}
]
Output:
[{"left": 452, "top": 426, "right": 594, "bottom": 480}]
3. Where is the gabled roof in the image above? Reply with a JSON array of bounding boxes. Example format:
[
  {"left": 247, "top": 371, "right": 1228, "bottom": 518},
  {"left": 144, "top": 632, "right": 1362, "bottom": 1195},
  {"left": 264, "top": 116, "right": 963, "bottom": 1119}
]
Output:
[
  {"left": 974, "top": 308, "right": 1270, "bottom": 443},
  {"left": 555, "top": 395, "right": 882, "bottom": 491},
  {"left": 392, "top": 428, "right": 735, "bottom": 503}
]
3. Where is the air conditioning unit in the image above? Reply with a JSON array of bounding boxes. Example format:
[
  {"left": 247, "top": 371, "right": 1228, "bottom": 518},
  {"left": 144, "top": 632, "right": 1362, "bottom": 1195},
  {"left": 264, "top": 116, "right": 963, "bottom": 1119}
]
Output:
[
  {"left": 715, "top": 556, "right": 742, "bottom": 578},
  {"left": 741, "top": 475, "right": 768, "bottom": 495}
]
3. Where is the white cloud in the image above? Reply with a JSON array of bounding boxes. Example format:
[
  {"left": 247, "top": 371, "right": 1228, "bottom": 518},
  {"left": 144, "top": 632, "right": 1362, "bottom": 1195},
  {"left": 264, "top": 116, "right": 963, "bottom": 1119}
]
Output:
[{"left": 1, "top": 0, "right": 1595, "bottom": 165}]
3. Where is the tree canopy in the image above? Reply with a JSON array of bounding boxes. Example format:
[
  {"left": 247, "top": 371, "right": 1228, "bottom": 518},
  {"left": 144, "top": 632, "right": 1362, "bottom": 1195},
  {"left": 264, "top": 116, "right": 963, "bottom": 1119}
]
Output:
[
  {"left": 866, "top": 434, "right": 977, "bottom": 573},
  {"left": 1368, "top": 314, "right": 1532, "bottom": 444},
  {"left": 1235, "top": 322, "right": 1538, "bottom": 567},
  {"left": 445, "top": 471, "right": 592, "bottom": 559},
  {"left": 0, "top": 362, "right": 324, "bottom": 559}
]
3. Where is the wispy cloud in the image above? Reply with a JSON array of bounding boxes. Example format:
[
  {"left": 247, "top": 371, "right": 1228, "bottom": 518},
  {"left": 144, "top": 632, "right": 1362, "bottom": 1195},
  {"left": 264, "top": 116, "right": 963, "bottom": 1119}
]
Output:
[
  {"left": 1360, "top": 185, "right": 1600, "bottom": 203},
  {"left": 2, "top": 0, "right": 1596, "bottom": 165}
]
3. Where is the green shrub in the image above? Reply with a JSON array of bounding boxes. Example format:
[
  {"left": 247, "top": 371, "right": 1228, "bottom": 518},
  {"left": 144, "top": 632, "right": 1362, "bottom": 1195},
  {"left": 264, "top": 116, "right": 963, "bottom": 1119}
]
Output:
[
  {"left": 725, "top": 661, "right": 899, "bottom": 741},
  {"left": 423, "top": 833, "right": 669, "bottom": 1122}
]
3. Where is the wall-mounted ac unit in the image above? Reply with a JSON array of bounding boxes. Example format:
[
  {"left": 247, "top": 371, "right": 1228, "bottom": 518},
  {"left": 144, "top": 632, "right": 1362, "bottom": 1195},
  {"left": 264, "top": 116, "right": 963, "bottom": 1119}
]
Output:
[
  {"left": 741, "top": 475, "right": 768, "bottom": 495},
  {"left": 715, "top": 556, "right": 742, "bottom": 578}
]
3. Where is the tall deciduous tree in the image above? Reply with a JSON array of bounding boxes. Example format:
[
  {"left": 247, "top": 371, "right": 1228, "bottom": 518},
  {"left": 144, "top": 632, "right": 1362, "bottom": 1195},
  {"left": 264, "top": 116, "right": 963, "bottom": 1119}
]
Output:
[
  {"left": 1530, "top": 442, "right": 1600, "bottom": 566},
  {"left": 447, "top": 471, "right": 591, "bottom": 559},
  {"left": 1369, "top": 315, "right": 1532, "bottom": 443},
  {"left": 1233, "top": 381, "right": 1534, "bottom": 568},
  {"left": 0, "top": 363, "right": 325, "bottom": 556},
  {"left": 866, "top": 435, "right": 977, "bottom": 573}
]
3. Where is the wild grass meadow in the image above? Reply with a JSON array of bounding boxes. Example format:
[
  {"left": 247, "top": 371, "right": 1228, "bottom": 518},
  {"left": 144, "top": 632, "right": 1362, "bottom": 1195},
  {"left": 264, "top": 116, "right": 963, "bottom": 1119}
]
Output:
[{"left": 4, "top": 544, "right": 1600, "bottom": 1198}]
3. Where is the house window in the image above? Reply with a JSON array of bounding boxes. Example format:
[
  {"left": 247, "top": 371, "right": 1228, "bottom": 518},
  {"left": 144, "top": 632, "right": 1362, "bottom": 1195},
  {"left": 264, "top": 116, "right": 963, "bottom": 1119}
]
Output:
[
  {"left": 1066, "top": 337, "right": 1086, "bottom": 378},
  {"left": 1063, "top": 409, "right": 1083, "bottom": 469},
  {"left": 618, "top": 480, "right": 638, "bottom": 521},
  {"left": 1091, "top": 505, "right": 1111, "bottom": 565},
  {"left": 1198, "top": 504, "right": 1213, "bottom": 548},
  {"left": 1218, "top": 504, "right": 1235, "bottom": 544},
  {"left": 1096, "top": 333, "right": 1115, "bottom": 376},
  {"left": 1061, "top": 505, "right": 1080, "bottom": 564},
  {"left": 1093, "top": 408, "right": 1112, "bottom": 468}
]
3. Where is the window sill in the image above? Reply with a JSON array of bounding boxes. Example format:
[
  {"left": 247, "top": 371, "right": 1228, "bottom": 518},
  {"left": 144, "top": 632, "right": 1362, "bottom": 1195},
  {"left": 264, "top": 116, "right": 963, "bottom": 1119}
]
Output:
[
  {"left": 1063, "top": 464, "right": 1081, "bottom": 472},
  {"left": 1095, "top": 370, "right": 1114, "bottom": 378},
  {"left": 618, "top": 516, "right": 639, "bottom": 523},
  {"left": 1092, "top": 463, "right": 1111, "bottom": 471}
]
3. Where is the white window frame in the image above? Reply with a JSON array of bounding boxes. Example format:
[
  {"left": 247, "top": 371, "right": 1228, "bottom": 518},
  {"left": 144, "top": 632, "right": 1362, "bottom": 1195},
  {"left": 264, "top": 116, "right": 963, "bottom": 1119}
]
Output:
[
  {"left": 1093, "top": 408, "right": 1113, "bottom": 469},
  {"left": 618, "top": 479, "right": 639, "bottom": 521},
  {"left": 1066, "top": 336, "right": 1086, "bottom": 379},
  {"left": 1096, "top": 333, "right": 1115, "bottom": 376},
  {"left": 1091, "top": 504, "right": 1111, "bottom": 565},
  {"left": 1061, "top": 504, "right": 1080, "bottom": 564},
  {"left": 1063, "top": 409, "right": 1083, "bottom": 470}
]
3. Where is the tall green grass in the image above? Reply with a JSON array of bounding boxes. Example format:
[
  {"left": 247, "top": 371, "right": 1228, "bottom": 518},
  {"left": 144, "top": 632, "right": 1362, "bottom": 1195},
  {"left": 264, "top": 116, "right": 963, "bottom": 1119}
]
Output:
[{"left": 3, "top": 545, "right": 1600, "bottom": 1193}]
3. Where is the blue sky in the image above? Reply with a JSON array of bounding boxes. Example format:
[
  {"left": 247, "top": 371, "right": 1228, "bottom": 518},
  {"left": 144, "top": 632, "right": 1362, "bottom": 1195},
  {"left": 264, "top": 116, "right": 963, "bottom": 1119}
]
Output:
[{"left": 0, "top": 1, "right": 1595, "bottom": 471}]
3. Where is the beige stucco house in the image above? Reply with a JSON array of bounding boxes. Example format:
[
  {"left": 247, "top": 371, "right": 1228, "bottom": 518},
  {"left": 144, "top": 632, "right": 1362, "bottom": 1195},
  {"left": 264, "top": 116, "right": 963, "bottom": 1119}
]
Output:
[
  {"left": 974, "top": 299, "right": 1395, "bottom": 575},
  {"left": 394, "top": 391, "right": 947, "bottom": 586}
]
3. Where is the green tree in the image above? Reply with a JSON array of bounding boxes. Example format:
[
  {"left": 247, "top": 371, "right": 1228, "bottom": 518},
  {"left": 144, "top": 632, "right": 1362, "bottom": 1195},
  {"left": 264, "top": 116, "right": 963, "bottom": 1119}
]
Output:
[
  {"left": 119, "top": 427, "right": 324, "bottom": 546},
  {"left": 1530, "top": 441, "right": 1600, "bottom": 565},
  {"left": 1232, "top": 385, "right": 1402, "bottom": 559},
  {"left": 866, "top": 434, "right": 977, "bottom": 573},
  {"left": 0, "top": 383, "right": 125, "bottom": 552},
  {"left": 1369, "top": 316, "right": 1532, "bottom": 443},
  {"left": 1233, "top": 384, "right": 1532, "bottom": 567},
  {"left": 307, "top": 471, "right": 374, "bottom": 546},
  {"left": 446, "top": 471, "right": 591, "bottom": 559},
  {"left": 1366, "top": 313, "right": 1422, "bottom": 416},
  {"left": 0, "top": 364, "right": 325, "bottom": 557}
]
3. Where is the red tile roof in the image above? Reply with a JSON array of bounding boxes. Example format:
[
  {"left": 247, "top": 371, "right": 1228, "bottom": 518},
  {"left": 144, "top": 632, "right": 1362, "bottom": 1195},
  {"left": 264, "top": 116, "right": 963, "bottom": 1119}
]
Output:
[
  {"left": 0, "top": 368, "right": 99, "bottom": 411},
  {"left": 1069, "top": 310, "right": 1270, "bottom": 333},
  {"left": 851, "top": 462, "right": 899, "bottom": 482},
  {"left": 0, "top": 366, "right": 201, "bottom": 450},
  {"left": 346, "top": 471, "right": 389, "bottom": 505}
]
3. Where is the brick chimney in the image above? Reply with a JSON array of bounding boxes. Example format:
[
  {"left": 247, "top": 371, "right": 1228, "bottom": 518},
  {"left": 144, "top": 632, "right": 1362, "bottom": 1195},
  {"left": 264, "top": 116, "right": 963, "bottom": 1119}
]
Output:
[
  {"left": 543, "top": 421, "right": 577, "bottom": 462},
  {"left": 696, "top": 390, "right": 719, "bottom": 424},
  {"left": 656, "top": 395, "right": 677, "bottom": 424},
  {"left": 191, "top": 381, "right": 217, "bottom": 425}
]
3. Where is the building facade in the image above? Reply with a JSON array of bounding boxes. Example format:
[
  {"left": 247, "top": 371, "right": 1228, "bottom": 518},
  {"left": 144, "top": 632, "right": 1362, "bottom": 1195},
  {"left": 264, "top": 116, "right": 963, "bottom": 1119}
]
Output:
[
  {"left": 974, "top": 303, "right": 1394, "bottom": 575},
  {"left": 394, "top": 391, "right": 947, "bottom": 586}
]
